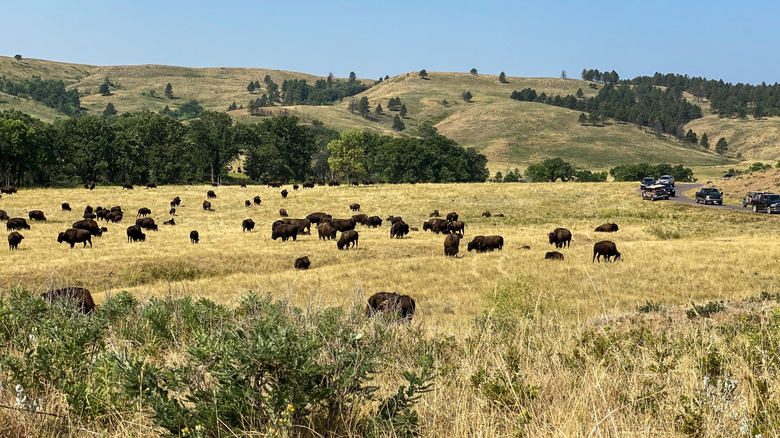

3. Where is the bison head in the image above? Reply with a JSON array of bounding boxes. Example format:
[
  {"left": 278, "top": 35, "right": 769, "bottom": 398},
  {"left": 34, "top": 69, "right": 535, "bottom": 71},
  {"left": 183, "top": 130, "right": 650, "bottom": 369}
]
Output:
[
  {"left": 611, "top": 223, "right": 619, "bottom": 231},
  {"left": 548, "top": 232, "right": 556, "bottom": 244},
  {"left": 614, "top": 251, "right": 622, "bottom": 261},
  {"left": 467, "top": 241, "right": 475, "bottom": 251},
  {"left": 422, "top": 222, "right": 431, "bottom": 231},
  {"left": 337, "top": 240, "right": 345, "bottom": 250},
  {"left": 57, "top": 232, "right": 66, "bottom": 243}
]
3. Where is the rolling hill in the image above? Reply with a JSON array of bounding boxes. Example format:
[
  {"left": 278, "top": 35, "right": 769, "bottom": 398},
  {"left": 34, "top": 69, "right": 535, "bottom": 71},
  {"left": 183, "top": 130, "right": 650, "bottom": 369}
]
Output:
[{"left": 2, "top": 55, "right": 766, "bottom": 172}]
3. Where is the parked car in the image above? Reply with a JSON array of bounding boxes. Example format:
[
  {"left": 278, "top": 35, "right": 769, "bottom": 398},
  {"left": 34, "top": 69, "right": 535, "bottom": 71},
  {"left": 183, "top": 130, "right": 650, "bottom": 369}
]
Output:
[
  {"left": 657, "top": 175, "right": 675, "bottom": 187},
  {"left": 695, "top": 187, "right": 723, "bottom": 205},
  {"left": 642, "top": 184, "right": 669, "bottom": 201},
  {"left": 640, "top": 177, "right": 656, "bottom": 190},
  {"left": 743, "top": 191, "right": 769, "bottom": 208},
  {"left": 723, "top": 173, "right": 734, "bottom": 180},
  {"left": 748, "top": 193, "right": 780, "bottom": 213},
  {"left": 660, "top": 183, "right": 676, "bottom": 197}
]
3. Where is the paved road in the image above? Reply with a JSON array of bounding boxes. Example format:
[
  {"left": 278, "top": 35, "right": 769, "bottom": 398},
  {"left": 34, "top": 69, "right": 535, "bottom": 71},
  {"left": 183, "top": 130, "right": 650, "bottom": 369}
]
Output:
[{"left": 644, "top": 183, "right": 755, "bottom": 213}]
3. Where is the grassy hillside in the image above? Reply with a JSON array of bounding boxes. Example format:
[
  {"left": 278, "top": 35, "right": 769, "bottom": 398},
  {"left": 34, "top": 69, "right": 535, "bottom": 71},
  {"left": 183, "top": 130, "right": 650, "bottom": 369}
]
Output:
[{"left": 1, "top": 56, "right": 737, "bottom": 170}]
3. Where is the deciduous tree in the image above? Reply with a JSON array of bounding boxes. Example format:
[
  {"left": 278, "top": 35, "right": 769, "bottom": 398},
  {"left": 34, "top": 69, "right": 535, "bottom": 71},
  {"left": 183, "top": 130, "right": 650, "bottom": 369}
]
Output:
[
  {"left": 461, "top": 91, "right": 472, "bottom": 102},
  {"left": 418, "top": 69, "right": 428, "bottom": 79},
  {"left": 328, "top": 129, "right": 366, "bottom": 184}
]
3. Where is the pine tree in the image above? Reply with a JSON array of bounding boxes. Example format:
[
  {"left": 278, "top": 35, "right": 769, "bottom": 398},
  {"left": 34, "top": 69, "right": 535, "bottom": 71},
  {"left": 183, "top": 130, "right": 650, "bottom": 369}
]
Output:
[
  {"left": 685, "top": 129, "right": 698, "bottom": 144},
  {"left": 165, "top": 83, "right": 174, "bottom": 99},
  {"left": 99, "top": 80, "right": 111, "bottom": 96},
  {"left": 358, "top": 97, "right": 370, "bottom": 116},
  {"left": 227, "top": 102, "right": 237, "bottom": 111},
  {"left": 462, "top": 91, "right": 472, "bottom": 102},
  {"left": 576, "top": 88, "right": 584, "bottom": 98},
  {"left": 700, "top": 133, "right": 710, "bottom": 149},
  {"left": 494, "top": 171, "right": 503, "bottom": 183},
  {"left": 349, "top": 71, "right": 357, "bottom": 82},
  {"left": 578, "top": 113, "right": 588, "bottom": 125},
  {"left": 247, "top": 81, "right": 256, "bottom": 93},
  {"left": 392, "top": 115, "right": 405, "bottom": 131},
  {"left": 418, "top": 69, "right": 428, "bottom": 79},
  {"left": 399, "top": 104, "right": 407, "bottom": 118},
  {"left": 715, "top": 137, "right": 728, "bottom": 155},
  {"left": 498, "top": 72, "right": 508, "bottom": 83},
  {"left": 470, "top": 68, "right": 478, "bottom": 75},
  {"left": 102, "top": 102, "right": 117, "bottom": 117},
  {"left": 374, "top": 103, "right": 383, "bottom": 115},
  {"left": 254, "top": 80, "right": 260, "bottom": 88}
]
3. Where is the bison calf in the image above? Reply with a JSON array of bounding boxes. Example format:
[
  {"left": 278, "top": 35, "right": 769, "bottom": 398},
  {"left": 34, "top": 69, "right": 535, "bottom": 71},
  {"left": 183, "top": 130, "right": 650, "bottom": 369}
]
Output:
[
  {"left": 294, "top": 256, "right": 310, "bottom": 270},
  {"left": 594, "top": 223, "right": 619, "bottom": 232},
  {"left": 190, "top": 230, "right": 199, "bottom": 244},
  {"left": 545, "top": 251, "right": 564, "bottom": 260},
  {"left": 350, "top": 203, "right": 360, "bottom": 212},
  {"left": 242, "top": 218, "right": 255, "bottom": 232},
  {"left": 280, "top": 208, "right": 288, "bottom": 217},
  {"left": 62, "top": 203, "right": 71, "bottom": 212},
  {"left": 207, "top": 190, "right": 217, "bottom": 199}
]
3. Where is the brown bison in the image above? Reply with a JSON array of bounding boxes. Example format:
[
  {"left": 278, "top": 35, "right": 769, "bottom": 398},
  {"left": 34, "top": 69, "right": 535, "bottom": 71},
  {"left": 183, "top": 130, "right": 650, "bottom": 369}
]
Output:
[
  {"left": 337, "top": 230, "right": 359, "bottom": 250},
  {"left": 447, "top": 220, "right": 466, "bottom": 237},
  {"left": 280, "top": 208, "right": 288, "bottom": 217},
  {"left": 594, "top": 223, "right": 619, "bottom": 232},
  {"left": 444, "top": 233, "right": 461, "bottom": 257},
  {"left": 8, "top": 232, "right": 24, "bottom": 250},
  {"left": 135, "top": 218, "right": 158, "bottom": 231},
  {"left": 0, "top": 210, "right": 8, "bottom": 221},
  {"left": 62, "top": 203, "right": 71, "bottom": 211},
  {"left": 40, "top": 287, "right": 96, "bottom": 315},
  {"left": 365, "top": 292, "right": 416, "bottom": 322},
  {"left": 306, "top": 212, "right": 331, "bottom": 224},
  {"left": 28, "top": 210, "right": 47, "bottom": 221},
  {"left": 484, "top": 235, "right": 504, "bottom": 251},
  {"left": 352, "top": 214, "right": 369, "bottom": 225},
  {"left": 423, "top": 218, "right": 449, "bottom": 234},
  {"left": 317, "top": 222, "right": 337, "bottom": 240},
  {"left": 72, "top": 219, "right": 104, "bottom": 237},
  {"left": 190, "top": 230, "right": 199, "bottom": 244},
  {"left": 83, "top": 212, "right": 96, "bottom": 220},
  {"left": 110, "top": 206, "right": 122, "bottom": 213},
  {"left": 169, "top": 208, "right": 176, "bottom": 216},
  {"left": 548, "top": 228, "right": 572, "bottom": 249},
  {"left": 330, "top": 218, "right": 357, "bottom": 232},
  {"left": 545, "top": 251, "right": 564, "bottom": 260},
  {"left": 203, "top": 200, "right": 212, "bottom": 211},
  {"left": 105, "top": 211, "right": 123, "bottom": 223},
  {"left": 350, "top": 203, "right": 360, "bottom": 212},
  {"left": 294, "top": 256, "right": 310, "bottom": 270},
  {"left": 593, "top": 241, "right": 621, "bottom": 263},
  {"left": 367, "top": 216, "right": 382, "bottom": 228},
  {"left": 58, "top": 229, "right": 92, "bottom": 248},
  {"left": 137, "top": 207, "right": 151, "bottom": 218},
  {"left": 446, "top": 212, "right": 459, "bottom": 222},
  {"left": 302, "top": 181, "right": 314, "bottom": 189},
  {"left": 281, "top": 218, "right": 311, "bottom": 235},
  {"left": 163, "top": 218, "right": 176, "bottom": 226},
  {"left": 253, "top": 196, "right": 262, "bottom": 205},
  {"left": 242, "top": 218, "right": 255, "bottom": 232},
  {"left": 386, "top": 215, "right": 404, "bottom": 225},
  {"left": 494, "top": 213, "right": 505, "bottom": 217},
  {"left": 467, "top": 236, "right": 486, "bottom": 252},
  {"left": 146, "top": 183, "right": 157, "bottom": 189},
  {"left": 240, "top": 182, "right": 247, "bottom": 188},
  {"left": 122, "top": 183, "right": 134, "bottom": 190},
  {"left": 272, "top": 224, "right": 298, "bottom": 241},
  {"left": 126, "top": 225, "right": 146, "bottom": 243},
  {"left": 293, "top": 184, "right": 299, "bottom": 190},
  {"left": 430, "top": 210, "right": 440, "bottom": 217},
  {"left": 482, "top": 211, "right": 491, "bottom": 218},
  {"left": 245, "top": 200, "right": 252, "bottom": 208},
  {"left": 84, "top": 205, "right": 94, "bottom": 214},
  {"left": 390, "top": 220, "right": 409, "bottom": 239},
  {"left": 1, "top": 186, "right": 17, "bottom": 195},
  {"left": 268, "top": 181, "right": 282, "bottom": 188},
  {"left": 171, "top": 196, "right": 181, "bottom": 208},
  {"left": 7, "top": 218, "right": 30, "bottom": 231},
  {"left": 207, "top": 190, "right": 217, "bottom": 199},
  {"left": 281, "top": 189, "right": 288, "bottom": 198}
]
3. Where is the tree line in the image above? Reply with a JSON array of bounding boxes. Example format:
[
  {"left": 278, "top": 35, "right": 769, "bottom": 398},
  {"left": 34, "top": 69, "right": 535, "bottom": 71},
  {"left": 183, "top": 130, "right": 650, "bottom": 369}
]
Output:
[
  {"left": 0, "top": 109, "right": 488, "bottom": 187},
  {"left": 279, "top": 74, "right": 369, "bottom": 106},
  {"left": 0, "top": 75, "right": 82, "bottom": 116}
]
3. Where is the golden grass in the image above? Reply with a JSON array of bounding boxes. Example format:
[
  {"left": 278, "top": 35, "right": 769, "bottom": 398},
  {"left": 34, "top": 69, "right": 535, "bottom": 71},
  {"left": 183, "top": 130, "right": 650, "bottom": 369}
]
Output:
[{"left": 686, "top": 113, "right": 780, "bottom": 160}]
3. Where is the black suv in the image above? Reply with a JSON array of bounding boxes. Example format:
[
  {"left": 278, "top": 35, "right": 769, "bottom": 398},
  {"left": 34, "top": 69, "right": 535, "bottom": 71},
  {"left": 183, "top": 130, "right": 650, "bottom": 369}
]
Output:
[
  {"left": 748, "top": 193, "right": 780, "bottom": 213},
  {"left": 695, "top": 187, "right": 723, "bottom": 205},
  {"left": 640, "top": 177, "right": 656, "bottom": 190}
]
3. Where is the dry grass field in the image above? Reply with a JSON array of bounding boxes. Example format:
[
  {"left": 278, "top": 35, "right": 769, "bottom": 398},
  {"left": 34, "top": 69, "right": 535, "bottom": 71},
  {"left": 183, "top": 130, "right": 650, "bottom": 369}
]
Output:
[{"left": 2, "top": 182, "right": 780, "bottom": 437}]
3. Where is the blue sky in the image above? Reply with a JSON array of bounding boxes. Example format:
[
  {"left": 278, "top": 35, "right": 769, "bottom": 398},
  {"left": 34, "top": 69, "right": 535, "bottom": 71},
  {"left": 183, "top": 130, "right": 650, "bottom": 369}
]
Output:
[{"left": 3, "top": 0, "right": 777, "bottom": 84}]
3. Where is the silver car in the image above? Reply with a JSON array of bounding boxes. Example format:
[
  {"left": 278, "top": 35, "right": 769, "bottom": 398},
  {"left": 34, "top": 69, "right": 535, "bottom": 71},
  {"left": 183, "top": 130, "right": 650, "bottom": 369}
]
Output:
[{"left": 657, "top": 175, "right": 675, "bottom": 187}]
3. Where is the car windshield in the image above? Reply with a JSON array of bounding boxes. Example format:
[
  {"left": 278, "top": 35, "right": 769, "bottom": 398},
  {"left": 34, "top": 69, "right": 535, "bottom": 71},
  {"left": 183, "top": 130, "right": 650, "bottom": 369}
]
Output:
[
  {"left": 701, "top": 188, "right": 719, "bottom": 194},
  {"left": 642, "top": 178, "right": 654, "bottom": 183}
]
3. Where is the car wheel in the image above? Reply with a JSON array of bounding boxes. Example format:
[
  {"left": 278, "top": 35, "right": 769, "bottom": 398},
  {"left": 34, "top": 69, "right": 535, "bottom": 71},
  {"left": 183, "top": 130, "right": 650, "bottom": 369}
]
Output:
[
  {"left": 753, "top": 205, "right": 759, "bottom": 212},
  {"left": 768, "top": 207, "right": 772, "bottom": 214},
  {"left": 717, "top": 201, "right": 722, "bottom": 205}
]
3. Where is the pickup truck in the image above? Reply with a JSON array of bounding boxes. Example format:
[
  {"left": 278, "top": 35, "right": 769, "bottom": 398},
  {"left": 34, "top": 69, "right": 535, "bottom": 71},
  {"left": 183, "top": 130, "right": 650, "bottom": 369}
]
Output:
[
  {"left": 695, "top": 187, "right": 723, "bottom": 205},
  {"left": 748, "top": 193, "right": 780, "bottom": 213}
]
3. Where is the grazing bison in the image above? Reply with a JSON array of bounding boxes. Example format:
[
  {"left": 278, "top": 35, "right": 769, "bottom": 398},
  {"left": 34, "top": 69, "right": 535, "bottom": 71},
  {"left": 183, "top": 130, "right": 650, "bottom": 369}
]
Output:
[
  {"left": 423, "top": 218, "right": 449, "bottom": 234},
  {"left": 110, "top": 206, "right": 123, "bottom": 213},
  {"left": 593, "top": 241, "right": 621, "bottom": 263},
  {"left": 548, "top": 228, "right": 572, "bottom": 249},
  {"left": 58, "top": 229, "right": 92, "bottom": 248},
  {"left": 245, "top": 200, "right": 252, "bottom": 208},
  {"left": 306, "top": 212, "right": 332, "bottom": 224},
  {"left": 8, "top": 232, "right": 24, "bottom": 250},
  {"left": 163, "top": 218, "right": 176, "bottom": 226},
  {"left": 137, "top": 207, "right": 151, "bottom": 218},
  {"left": 447, "top": 220, "right": 466, "bottom": 237},
  {"left": 293, "top": 184, "right": 299, "bottom": 190},
  {"left": 482, "top": 211, "right": 491, "bottom": 218},
  {"left": 62, "top": 203, "right": 71, "bottom": 212},
  {"left": 302, "top": 181, "right": 314, "bottom": 189},
  {"left": 494, "top": 213, "right": 505, "bottom": 217},
  {"left": 105, "top": 212, "right": 123, "bottom": 223},
  {"left": 169, "top": 208, "right": 176, "bottom": 216},
  {"left": 352, "top": 214, "right": 369, "bottom": 225},
  {"left": 0, "top": 210, "right": 8, "bottom": 221},
  {"left": 281, "top": 218, "right": 311, "bottom": 235},
  {"left": 330, "top": 218, "right": 357, "bottom": 232},
  {"left": 207, "top": 190, "right": 217, "bottom": 199},
  {"left": 446, "top": 212, "right": 459, "bottom": 222},
  {"left": 365, "top": 292, "right": 416, "bottom": 322},
  {"left": 594, "top": 223, "right": 619, "bottom": 233},
  {"left": 40, "top": 287, "right": 96, "bottom": 315},
  {"left": 29, "top": 210, "right": 47, "bottom": 221},
  {"left": 484, "top": 235, "right": 504, "bottom": 251},
  {"left": 72, "top": 219, "right": 104, "bottom": 237},
  {"left": 268, "top": 181, "right": 282, "bottom": 188},
  {"left": 386, "top": 215, "right": 404, "bottom": 225},
  {"left": 294, "top": 256, "right": 310, "bottom": 270},
  {"left": 96, "top": 208, "right": 108, "bottom": 220},
  {"left": 367, "top": 216, "right": 382, "bottom": 228},
  {"left": 444, "top": 233, "right": 461, "bottom": 257},
  {"left": 203, "top": 200, "right": 212, "bottom": 211},
  {"left": 84, "top": 205, "right": 94, "bottom": 214},
  {"left": 146, "top": 183, "right": 157, "bottom": 189},
  {"left": 83, "top": 212, "right": 96, "bottom": 220},
  {"left": 135, "top": 218, "right": 158, "bottom": 231},
  {"left": 317, "top": 222, "right": 337, "bottom": 240},
  {"left": 240, "top": 182, "right": 247, "bottom": 188},
  {"left": 280, "top": 208, "right": 288, "bottom": 217},
  {"left": 350, "top": 203, "right": 361, "bottom": 212},
  {"left": 171, "top": 196, "right": 181, "bottom": 208},
  {"left": 390, "top": 220, "right": 410, "bottom": 239},
  {"left": 337, "top": 230, "right": 359, "bottom": 250},
  {"left": 281, "top": 189, "right": 288, "bottom": 198},
  {"left": 126, "top": 225, "right": 146, "bottom": 243},
  {"left": 272, "top": 224, "right": 298, "bottom": 241},
  {"left": 122, "top": 183, "right": 134, "bottom": 190},
  {"left": 190, "top": 230, "right": 199, "bottom": 244},
  {"left": 7, "top": 218, "right": 30, "bottom": 231},
  {"left": 242, "top": 218, "right": 255, "bottom": 232},
  {"left": 1, "top": 186, "right": 17, "bottom": 195},
  {"left": 328, "top": 180, "right": 340, "bottom": 186},
  {"left": 545, "top": 251, "right": 564, "bottom": 260},
  {"left": 253, "top": 196, "right": 262, "bottom": 205},
  {"left": 430, "top": 210, "right": 440, "bottom": 217},
  {"left": 467, "top": 236, "right": 487, "bottom": 252}
]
